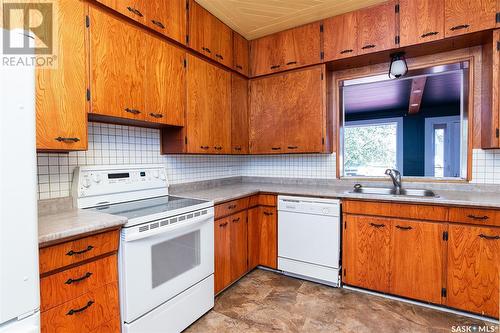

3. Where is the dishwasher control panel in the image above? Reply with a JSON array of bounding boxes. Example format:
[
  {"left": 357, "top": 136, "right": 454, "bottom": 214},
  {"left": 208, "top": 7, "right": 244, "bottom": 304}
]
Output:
[{"left": 278, "top": 196, "right": 340, "bottom": 217}]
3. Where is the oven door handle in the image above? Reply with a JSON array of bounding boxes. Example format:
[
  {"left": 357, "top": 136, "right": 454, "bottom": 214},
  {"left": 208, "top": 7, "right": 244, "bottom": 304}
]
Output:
[{"left": 124, "top": 212, "right": 214, "bottom": 242}]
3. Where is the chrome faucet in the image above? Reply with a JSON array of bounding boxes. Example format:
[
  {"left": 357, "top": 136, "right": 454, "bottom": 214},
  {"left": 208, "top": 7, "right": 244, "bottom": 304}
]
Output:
[{"left": 385, "top": 169, "right": 402, "bottom": 194}]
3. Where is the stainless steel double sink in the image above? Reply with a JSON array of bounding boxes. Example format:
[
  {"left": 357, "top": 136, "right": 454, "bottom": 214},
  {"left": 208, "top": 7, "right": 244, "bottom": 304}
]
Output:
[{"left": 350, "top": 185, "right": 438, "bottom": 198}]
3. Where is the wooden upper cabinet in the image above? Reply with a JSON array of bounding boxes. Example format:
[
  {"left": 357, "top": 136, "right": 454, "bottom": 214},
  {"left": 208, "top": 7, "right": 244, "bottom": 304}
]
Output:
[
  {"left": 186, "top": 55, "right": 231, "bottom": 154},
  {"left": 447, "top": 225, "right": 499, "bottom": 318},
  {"left": 343, "top": 215, "right": 392, "bottom": 293},
  {"left": 233, "top": 32, "right": 249, "bottom": 76},
  {"left": 89, "top": 6, "right": 146, "bottom": 121},
  {"left": 357, "top": 1, "right": 397, "bottom": 54},
  {"left": 250, "top": 22, "right": 322, "bottom": 77},
  {"left": 36, "top": 0, "right": 87, "bottom": 151},
  {"left": 188, "top": 0, "right": 233, "bottom": 67},
  {"left": 95, "top": 0, "right": 187, "bottom": 45},
  {"left": 399, "top": 0, "right": 445, "bottom": 47},
  {"left": 145, "top": 34, "right": 186, "bottom": 126},
  {"left": 481, "top": 30, "right": 500, "bottom": 149},
  {"left": 390, "top": 220, "right": 445, "bottom": 304},
  {"left": 445, "top": 0, "right": 498, "bottom": 37},
  {"left": 249, "top": 66, "right": 326, "bottom": 154},
  {"left": 323, "top": 11, "right": 358, "bottom": 61},
  {"left": 231, "top": 74, "right": 249, "bottom": 154}
]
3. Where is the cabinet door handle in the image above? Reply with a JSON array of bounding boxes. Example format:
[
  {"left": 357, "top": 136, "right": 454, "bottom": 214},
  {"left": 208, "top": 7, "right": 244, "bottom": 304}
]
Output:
[
  {"left": 234, "top": 147, "right": 242, "bottom": 151},
  {"left": 235, "top": 65, "right": 243, "bottom": 70},
  {"left": 263, "top": 212, "right": 273, "bottom": 216},
  {"left": 227, "top": 204, "right": 237, "bottom": 209},
  {"left": 126, "top": 6, "right": 143, "bottom": 17},
  {"left": 214, "top": 146, "right": 223, "bottom": 150},
  {"left": 270, "top": 65, "right": 280, "bottom": 69},
  {"left": 421, "top": 31, "right": 439, "bottom": 38},
  {"left": 271, "top": 147, "right": 281, "bottom": 151},
  {"left": 65, "top": 272, "right": 93, "bottom": 285},
  {"left": 149, "top": 113, "right": 163, "bottom": 119},
  {"left": 202, "top": 47, "right": 211, "bottom": 53},
  {"left": 361, "top": 44, "right": 376, "bottom": 50},
  {"left": 55, "top": 137, "right": 80, "bottom": 143},
  {"left": 219, "top": 222, "right": 228, "bottom": 227},
  {"left": 396, "top": 225, "right": 413, "bottom": 231},
  {"left": 479, "top": 234, "right": 500, "bottom": 240},
  {"left": 370, "top": 223, "right": 385, "bottom": 228},
  {"left": 467, "top": 214, "right": 489, "bottom": 220},
  {"left": 200, "top": 146, "right": 209, "bottom": 150},
  {"left": 66, "top": 300, "right": 94, "bottom": 315},
  {"left": 66, "top": 245, "right": 94, "bottom": 256},
  {"left": 232, "top": 218, "right": 241, "bottom": 223},
  {"left": 287, "top": 146, "right": 298, "bottom": 150},
  {"left": 151, "top": 20, "right": 165, "bottom": 29},
  {"left": 340, "top": 49, "right": 353, "bottom": 54},
  {"left": 450, "top": 24, "right": 470, "bottom": 31},
  {"left": 215, "top": 54, "right": 224, "bottom": 60},
  {"left": 286, "top": 61, "right": 297, "bottom": 66},
  {"left": 125, "top": 108, "right": 141, "bottom": 115}
]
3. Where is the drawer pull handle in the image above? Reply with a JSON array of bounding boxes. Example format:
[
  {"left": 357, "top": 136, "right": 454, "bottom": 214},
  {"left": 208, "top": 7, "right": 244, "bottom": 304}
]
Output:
[
  {"left": 467, "top": 215, "right": 489, "bottom": 220},
  {"left": 235, "top": 65, "right": 243, "bottom": 70},
  {"left": 450, "top": 24, "right": 470, "bottom": 31},
  {"left": 271, "top": 147, "right": 281, "bottom": 151},
  {"left": 421, "top": 31, "right": 439, "bottom": 38},
  {"left": 286, "top": 61, "right": 297, "bottom": 66},
  {"left": 66, "top": 300, "right": 94, "bottom": 316},
  {"left": 55, "top": 137, "right": 80, "bottom": 143},
  {"left": 215, "top": 54, "right": 224, "bottom": 60},
  {"left": 228, "top": 204, "right": 237, "bottom": 209},
  {"left": 125, "top": 108, "right": 141, "bottom": 115},
  {"left": 149, "top": 113, "right": 163, "bottom": 119},
  {"left": 288, "top": 146, "right": 298, "bottom": 149},
  {"left": 65, "top": 272, "right": 93, "bottom": 285},
  {"left": 479, "top": 234, "right": 500, "bottom": 240},
  {"left": 126, "top": 6, "right": 143, "bottom": 17},
  {"left": 234, "top": 147, "right": 242, "bottom": 151},
  {"left": 219, "top": 222, "right": 228, "bottom": 227},
  {"left": 340, "top": 49, "right": 353, "bottom": 54},
  {"left": 200, "top": 146, "right": 209, "bottom": 150},
  {"left": 66, "top": 245, "right": 94, "bottom": 256},
  {"left": 361, "top": 44, "right": 376, "bottom": 50},
  {"left": 396, "top": 225, "right": 413, "bottom": 231},
  {"left": 202, "top": 47, "right": 211, "bottom": 54},
  {"left": 151, "top": 20, "right": 165, "bottom": 29},
  {"left": 214, "top": 146, "right": 223, "bottom": 150},
  {"left": 370, "top": 223, "right": 385, "bottom": 228},
  {"left": 264, "top": 212, "right": 273, "bottom": 216},
  {"left": 232, "top": 218, "right": 241, "bottom": 223},
  {"left": 270, "top": 65, "right": 280, "bottom": 69}
]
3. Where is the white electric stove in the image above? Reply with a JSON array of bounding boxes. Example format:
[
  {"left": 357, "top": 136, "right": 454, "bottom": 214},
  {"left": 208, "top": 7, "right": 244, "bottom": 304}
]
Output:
[{"left": 73, "top": 165, "right": 214, "bottom": 333}]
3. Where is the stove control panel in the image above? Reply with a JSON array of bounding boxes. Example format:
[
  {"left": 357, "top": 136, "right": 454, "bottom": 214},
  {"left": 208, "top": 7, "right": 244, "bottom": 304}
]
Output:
[{"left": 73, "top": 165, "right": 169, "bottom": 204}]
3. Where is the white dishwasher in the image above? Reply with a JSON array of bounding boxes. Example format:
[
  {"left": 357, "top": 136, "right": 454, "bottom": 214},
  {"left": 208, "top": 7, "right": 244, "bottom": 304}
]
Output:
[{"left": 278, "top": 196, "right": 341, "bottom": 287}]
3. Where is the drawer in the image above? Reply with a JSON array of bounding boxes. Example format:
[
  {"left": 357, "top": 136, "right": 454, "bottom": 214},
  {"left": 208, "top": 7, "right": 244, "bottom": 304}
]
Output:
[
  {"left": 40, "top": 255, "right": 118, "bottom": 312},
  {"left": 342, "top": 200, "right": 448, "bottom": 222},
  {"left": 41, "top": 283, "right": 120, "bottom": 333},
  {"left": 448, "top": 207, "right": 500, "bottom": 227},
  {"left": 39, "top": 230, "right": 119, "bottom": 275},
  {"left": 215, "top": 197, "right": 249, "bottom": 219},
  {"left": 249, "top": 194, "right": 276, "bottom": 207}
]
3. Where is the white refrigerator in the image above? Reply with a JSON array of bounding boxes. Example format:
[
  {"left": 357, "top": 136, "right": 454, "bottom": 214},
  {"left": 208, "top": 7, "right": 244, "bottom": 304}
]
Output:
[{"left": 0, "top": 29, "right": 41, "bottom": 332}]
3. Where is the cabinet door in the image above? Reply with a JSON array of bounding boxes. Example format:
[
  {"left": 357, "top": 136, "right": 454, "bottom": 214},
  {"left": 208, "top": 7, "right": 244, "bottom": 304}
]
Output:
[
  {"left": 36, "top": 0, "right": 87, "bottom": 151},
  {"left": 357, "top": 1, "right": 397, "bottom": 54},
  {"left": 249, "top": 34, "right": 282, "bottom": 77},
  {"left": 282, "top": 66, "right": 325, "bottom": 153},
  {"left": 231, "top": 74, "right": 249, "bottom": 154},
  {"left": 391, "top": 220, "right": 445, "bottom": 304},
  {"left": 343, "top": 215, "right": 392, "bottom": 292},
  {"left": 248, "top": 207, "right": 277, "bottom": 269},
  {"left": 214, "top": 217, "right": 231, "bottom": 294},
  {"left": 209, "top": 65, "right": 231, "bottom": 154},
  {"left": 230, "top": 211, "right": 248, "bottom": 282},
  {"left": 212, "top": 18, "right": 233, "bottom": 68},
  {"left": 481, "top": 30, "right": 500, "bottom": 149},
  {"left": 95, "top": 0, "right": 146, "bottom": 24},
  {"left": 399, "top": 0, "right": 445, "bottom": 47},
  {"left": 188, "top": 0, "right": 214, "bottom": 59},
  {"left": 249, "top": 75, "right": 284, "bottom": 153},
  {"left": 90, "top": 7, "right": 146, "bottom": 121},
  {"left": 280, "top": 22, "right": 322, "bottom": 71},
  {"left": 445, "top": 0, "right": 498, "bottom": 37},
  {"left": 145, "top": 35, "right": 186, "bottom": 126},
  {"left": 323, "top": 12, "right": 358, "bottom": 61},
  {"left": 233, "top": 32, "right": 249, "bottom": 76},
  {"left": 145, "top": 0, "right": 187, "bottom": 45},
  {"left": 447, "top": 225, "right": 499, "bottom": 318}
]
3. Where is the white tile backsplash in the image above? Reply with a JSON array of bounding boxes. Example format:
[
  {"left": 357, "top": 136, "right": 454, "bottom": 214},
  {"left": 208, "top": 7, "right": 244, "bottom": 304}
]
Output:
[{"left": 36, "top": 123, "right": 500, "bottom": 199}]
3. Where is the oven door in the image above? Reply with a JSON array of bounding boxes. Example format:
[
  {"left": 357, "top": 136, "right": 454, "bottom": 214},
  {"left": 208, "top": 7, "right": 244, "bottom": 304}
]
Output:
[{"left": 119, "top": 209, "right": 214, "bottom": 323}]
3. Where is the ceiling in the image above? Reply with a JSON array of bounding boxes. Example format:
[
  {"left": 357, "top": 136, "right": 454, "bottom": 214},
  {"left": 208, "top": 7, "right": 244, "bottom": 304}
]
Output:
[
  {"left": 194, "top": 0, "right": 387, "bottom": 40},
  {"left": 344, "top": 72, "right": 462, "bottom": 114}
]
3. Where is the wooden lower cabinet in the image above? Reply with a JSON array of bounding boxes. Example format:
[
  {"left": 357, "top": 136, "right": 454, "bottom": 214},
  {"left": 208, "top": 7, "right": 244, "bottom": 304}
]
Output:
[
  {"left": 447, "top": 225, "right": 499, "bottom": 318},
  {"left": 248, "top": 206, "right": 277, "bottom": 269}
]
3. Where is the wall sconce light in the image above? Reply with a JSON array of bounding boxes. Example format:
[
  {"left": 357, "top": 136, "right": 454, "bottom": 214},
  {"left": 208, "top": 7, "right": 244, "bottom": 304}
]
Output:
[{"left": 389, "top": 52, "right": 408, "bottom": 79}]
